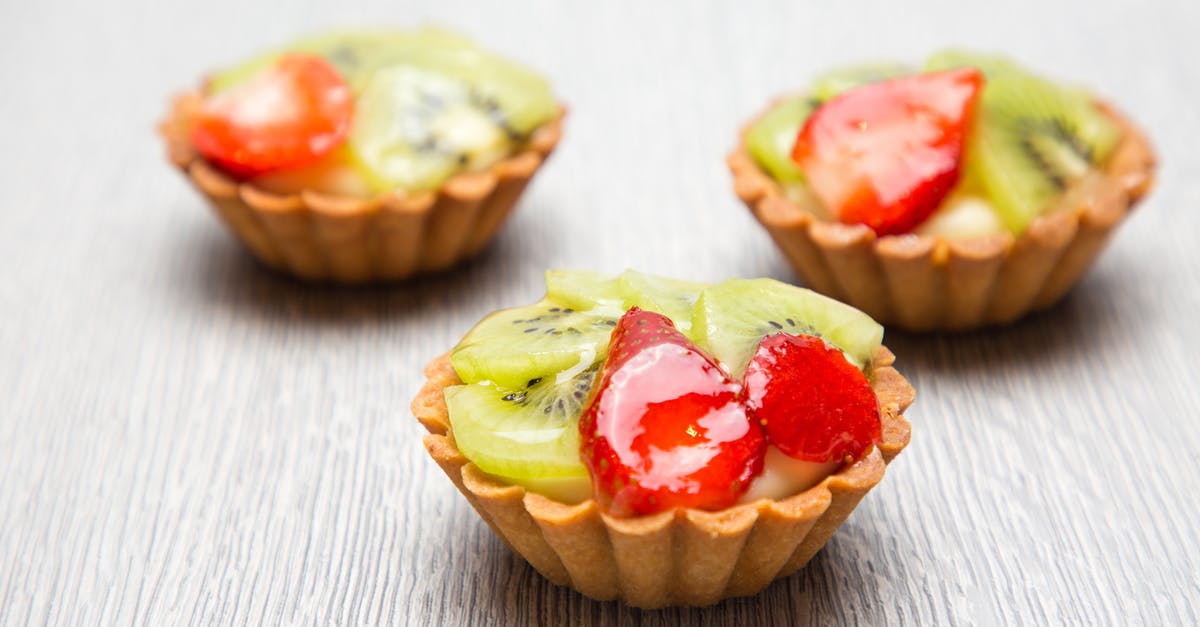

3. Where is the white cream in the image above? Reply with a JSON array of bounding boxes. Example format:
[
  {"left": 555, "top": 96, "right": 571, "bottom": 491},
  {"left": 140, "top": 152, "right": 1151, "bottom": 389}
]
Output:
[
  {"left": 915, "top": 191, "right": 1005, "bottom": 238},
  {"left": 739, "top": 446, "right": 841, "bottom": 503}
]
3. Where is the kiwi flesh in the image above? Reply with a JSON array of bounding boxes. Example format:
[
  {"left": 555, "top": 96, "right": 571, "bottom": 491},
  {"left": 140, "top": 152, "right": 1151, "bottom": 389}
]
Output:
[
  {"left": 444, "top": 364, "right": 595, "bottom": 501},
  {"left": 691, "top": 278, "right": 884, "bottom": 378},
  {"left": 544, "top": 269, "right": 624, "bottom": 311},
  {"left": 349, "top": 66, "right": 517, "bottom": 191},
  {"left": 616, "top": 270, "right": 705, "bottom": 335},
  {"left": 744, "top": 96, "right": 817, "bottom": 183},
  {"left": 450, "top": 299, "right": 618, "bottom": 389},
  {"left": 966, "top": 73, "right": 1122, "bottom": 233},
  {"left": 809, "top": 63, "right": 912, "bottom": 102},
  {"left": 924, "top": 49, "right": 1025, "bottom": 78}
]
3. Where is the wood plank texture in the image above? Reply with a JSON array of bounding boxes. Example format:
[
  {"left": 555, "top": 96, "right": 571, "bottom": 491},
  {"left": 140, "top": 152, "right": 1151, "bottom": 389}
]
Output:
[{"left": 1, "top": 1, "right": 1197, "bottom": 624}]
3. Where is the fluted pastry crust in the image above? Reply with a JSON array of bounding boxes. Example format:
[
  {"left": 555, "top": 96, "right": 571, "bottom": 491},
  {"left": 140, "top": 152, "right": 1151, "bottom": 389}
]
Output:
[
  {"left": 728, "top": 102, "right": 1155, "bottom": 331},
  {"left": 160, "top": 93, "right": 563, "bottom": 283},
  {"left": 413, "top": 348, "right": 913, "bottom": 608}
]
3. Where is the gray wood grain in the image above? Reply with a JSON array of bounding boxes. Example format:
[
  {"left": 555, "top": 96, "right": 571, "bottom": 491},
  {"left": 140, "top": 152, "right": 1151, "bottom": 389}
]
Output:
[{"left": 2, "top": 0, "right": 1198, "bottom": 624}]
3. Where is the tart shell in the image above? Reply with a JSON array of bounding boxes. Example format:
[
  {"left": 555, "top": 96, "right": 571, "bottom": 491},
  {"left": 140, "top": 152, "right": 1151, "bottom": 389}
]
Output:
[
  {"left": 413, "top": 348, "right": 913, "bottom": 608},
  {"left": 728, "top": 102, "right": 1156, "bottom": 331},
  {"left": 160, "top": 93, "right": 563, "bottom": 283}
]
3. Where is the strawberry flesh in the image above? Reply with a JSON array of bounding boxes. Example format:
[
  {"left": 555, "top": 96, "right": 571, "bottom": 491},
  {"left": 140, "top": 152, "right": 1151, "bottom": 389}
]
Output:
[
  {"left": 579, "top": 308, "right": 765, "bottom": 516},
  {"left": 791, "top": 68, "right": 984, "bottom": 235},
  {"left": 744, "top": 334, "right": 881, "bottom": 463},
  {"left": 191, "top": 53, "right": 353, "bottom": 176}
]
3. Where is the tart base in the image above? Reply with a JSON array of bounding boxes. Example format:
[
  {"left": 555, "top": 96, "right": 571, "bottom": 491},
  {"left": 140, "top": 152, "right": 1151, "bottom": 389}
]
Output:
[
  {"left": 413, "top": 349, "right": 913, "bottom": 608},
  {"left": 160, "top": 93, "right": 563, "bottom": 283},
  {"left": 729, "top": 102, "right": 1156, "bottom": 332}
]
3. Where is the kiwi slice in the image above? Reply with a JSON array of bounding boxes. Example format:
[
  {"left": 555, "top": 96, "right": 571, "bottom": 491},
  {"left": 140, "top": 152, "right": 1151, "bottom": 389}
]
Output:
[
  {"left": 744, "top": 96, "right": 816, "bottom": 183},
  {"left": 691, "top": 278, "right": 883, "bottom": 378},
  {"left": 445, "top": 365, "right": 595, "bottom": 502},
  {"left": 809, "top": 63, "right": 912, "bottom": 102},
  {"left": 924, "top": 49, "right": 1025, "bottom": 78},
  {"left": 966, "top": 73, "right": 1123, "bottom": 233},
  {"left": 616, "top": 270, "right": 706, "bottom": 335},
  {"left": 349, "top": 65, "right": 529, "bottom": 191},
  {"left": 544, "top": 269, "right": 623, "bottom": 311},
  {"left": 450, "top": 299, "right": 618, "bottom": 389}
]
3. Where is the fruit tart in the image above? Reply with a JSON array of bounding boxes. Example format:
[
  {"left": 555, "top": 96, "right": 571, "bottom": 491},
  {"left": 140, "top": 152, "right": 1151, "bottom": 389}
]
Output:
[
  {"left": 160, "top": 28, "right": 563, "bottom": 282},
  {"left": 413, "top": 270, "right": 913, "bottom": 608},
  {"left": 729, "top": 51, "right": 1156, "bottom": 331}
]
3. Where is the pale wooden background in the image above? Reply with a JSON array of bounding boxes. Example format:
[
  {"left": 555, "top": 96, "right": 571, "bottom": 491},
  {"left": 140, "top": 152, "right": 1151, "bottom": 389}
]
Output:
[{"left": 1, "top": 1, "right": 1197, "bottom": 625}]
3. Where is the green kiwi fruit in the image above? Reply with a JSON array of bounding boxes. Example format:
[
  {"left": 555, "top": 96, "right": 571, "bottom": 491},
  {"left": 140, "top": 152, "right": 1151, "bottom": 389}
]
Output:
[
  {"left": 450, "top": 299, "right": 618, "bottom": 389},
  {"left": 965, "top": 73, "right": 1122, "bottom": 233},
  {"left": 690, "top": 278, "right": 884, "bottom": 378},
  {"left": 809, "top": 63, "right": 913, "bottom": 102},
  {"left": 445, "top": 364, "right": 595, "bottom": 502},
  {"left": 544, "top": 269, "right": 623, "bottom": 311},
  {"left": 924, "top": 49, "right": 1025, "bottom": 78},
  {"left": 616, "top": 270, "right": 706, "bottom": 334},
  {"left": 744, "top": 96, "right": 817, "bottom": 183},
  {"left": 349, "top": 66, "right": 518, "bottom": 191}
]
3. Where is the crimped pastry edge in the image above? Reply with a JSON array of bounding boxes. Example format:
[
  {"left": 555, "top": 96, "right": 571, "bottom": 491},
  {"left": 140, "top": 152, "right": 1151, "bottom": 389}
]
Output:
[
  {"left": 159, "top": 92, "right": 564, "bottom": 283},
  {"left": 413, "top": 347, "right": 913, "bottom": 608},
  {"left": 728, "top": 100, "right": 1156, "bottom": 331}
]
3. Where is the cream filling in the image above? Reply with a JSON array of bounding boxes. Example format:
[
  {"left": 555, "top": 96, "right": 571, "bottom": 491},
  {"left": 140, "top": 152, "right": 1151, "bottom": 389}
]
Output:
[{"left": 739, "top": 446, "right": 841, "bottom": 503}]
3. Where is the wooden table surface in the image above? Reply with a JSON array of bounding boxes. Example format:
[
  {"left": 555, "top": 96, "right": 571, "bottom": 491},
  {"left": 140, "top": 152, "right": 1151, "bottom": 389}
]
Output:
[{"left": 2, "top": 1, "right": 1197, "bottom": 624}]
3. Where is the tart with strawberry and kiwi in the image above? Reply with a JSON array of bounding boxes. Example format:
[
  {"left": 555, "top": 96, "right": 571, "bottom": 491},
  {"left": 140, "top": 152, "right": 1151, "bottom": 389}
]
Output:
[
  {"left": 729, "top": 51, "right": 1155, "bottom": 331},
  {"left": 413, "top": 270, "right": 913, "bottom": 608},
  {"left": 160, "top": 28, "right": 563, "bottom": 282}
]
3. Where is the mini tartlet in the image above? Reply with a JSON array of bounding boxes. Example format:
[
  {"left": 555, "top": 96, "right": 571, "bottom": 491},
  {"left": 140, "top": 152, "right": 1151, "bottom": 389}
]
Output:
[
  {"left": 729, "top": 52, "right": 1156, "bottom": 331},
  {"left": 413, "top": 271, "right": 914, "bottom": 608},
  {"left": 159, "top": 29, "right": 563, "bottom": 283}
]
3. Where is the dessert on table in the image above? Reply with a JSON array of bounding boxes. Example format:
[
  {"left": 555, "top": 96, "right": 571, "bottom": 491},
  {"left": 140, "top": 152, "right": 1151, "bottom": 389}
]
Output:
[
  {"left": 160, "top": 28, "right": 563, "bottom": 282},
  {"left": 413, "top": 270, "right": 913, "bottom": 608},
  {"left": 729, "top": 51, "right": 1156, "bottom": 331}
]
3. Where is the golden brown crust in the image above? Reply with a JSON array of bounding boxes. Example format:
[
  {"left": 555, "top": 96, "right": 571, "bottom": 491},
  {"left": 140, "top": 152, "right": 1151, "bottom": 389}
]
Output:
[
  {"left": 412, "top": 348, "right": 913, "bottom": 608},
  {"left": 728, "top": 99, "right": 1156, "bottom": 331},
  {"left": 159, "top": 92, "right": 563, "bottom": 283}
]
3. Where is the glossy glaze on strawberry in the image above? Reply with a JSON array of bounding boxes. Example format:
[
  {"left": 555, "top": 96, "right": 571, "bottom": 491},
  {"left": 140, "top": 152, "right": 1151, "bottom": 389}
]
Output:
[
  {"left": 191, "top": 53, "right": 353, "bottom": 176},
  {"left": 579, "top": 308, "right": 766, "bottom": 516},
  {"left": 791, "top": 68, "right": 984, "bottom": 236},
  {"left": 743, "top": 334, "right": 880, "bottom": 463}
]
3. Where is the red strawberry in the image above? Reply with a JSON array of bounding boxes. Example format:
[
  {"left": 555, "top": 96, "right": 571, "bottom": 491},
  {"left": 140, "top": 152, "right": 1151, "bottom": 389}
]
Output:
[
  {"left": 791, "top": 68, "right": 985, "bottom": 235},
  {"left": 579, "top": 308, "right": 766, "bottom": 516},
  {"left": 743, "top": 334, "right": 880, "bottom": 463},
  {"left": 191, "top": 53, "right": 353, "bottom": 176}
]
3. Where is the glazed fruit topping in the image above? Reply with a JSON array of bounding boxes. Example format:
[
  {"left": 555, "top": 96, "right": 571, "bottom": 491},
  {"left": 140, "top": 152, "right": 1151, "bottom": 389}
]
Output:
[
  {"left": 743, "top": 334, "right": 880, "bottom": 463},
  {"left": 191, "top": 53, "right": 353, "bottom": 175},
  {"left": 579, "top": 308, "right": 766, "bottom": 516},
  {"left": 791, "top": 68, "right": 985, "bottom": 236}
]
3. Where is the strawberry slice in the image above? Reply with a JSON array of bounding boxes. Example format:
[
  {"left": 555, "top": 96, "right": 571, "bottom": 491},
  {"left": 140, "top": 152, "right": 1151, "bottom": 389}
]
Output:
[
  {"left": 191, "top": 53, "right": 353, "bottom": 176},
  {"left": 791, "top": 68, "right": 984, "bottom": 235},
  {"left": 579, "top": 308, "right": 766, "bottom": 516},
  {"left": 743, "top": 334, "right": 880, "bottom": 463}
]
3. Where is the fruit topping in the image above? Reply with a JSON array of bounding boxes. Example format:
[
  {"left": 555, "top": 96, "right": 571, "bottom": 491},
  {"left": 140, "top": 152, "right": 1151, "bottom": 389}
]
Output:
[
  {"left": 743, "top": 334, "right": 880, "bottom": 463},
  {"left": 690, "top": 278, "right": 883, "bottom": 378},
  {"left": 450, "top": 299, "right": 618, "bottom": 390},
  {"left": 579, "top": 309, "right": 766, "bottom": 516},
  {"left": 745, "top": 96, "right": 818, "bottom": 183},
  {"left": 791, "top": 68, "right": 985, "bottom": 236},
  {"left": 963, "top": 72, "right": 1122, "bottom": 233},
  {"left": 544, "top": 269, "right": 624, "bottom": 312},
  {"left": 191, "top": 53, "right": 353, "bottom": 176},
  {"left": 809, "top": 63, "right": 913, "bottom": 103},
  {"left": 444, "top": 364, "right": 596, "bottom": 503},
  {"left": 615, "top": 270, "right": 706, "bottom": 334},
  {"left": 348, "top": 66, "right": 515, "bottom": 190}
]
